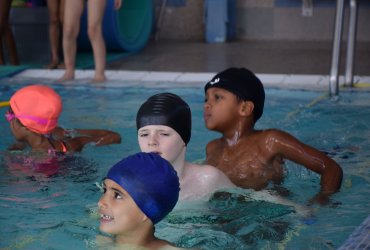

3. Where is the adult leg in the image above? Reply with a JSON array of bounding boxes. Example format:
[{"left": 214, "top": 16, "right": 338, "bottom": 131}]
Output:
[
  {"left": 0, "top": 0, "right": 19, "bottom": 65},
  {"left": 87, "top": 0, "right": 107, "bottom": 82},
  {"left": 57, "top": 0, "right": 65, "bottom": 68},
  {"left": 59, "top": 0, "right": 84, "bottom": 81},
  {"left": 46, "top": 0, "right": 61, "bottom": 69}
]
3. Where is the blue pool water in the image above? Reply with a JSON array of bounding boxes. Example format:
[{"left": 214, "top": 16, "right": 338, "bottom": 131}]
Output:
[{"left": 0, "top": 78, "right": 369, "bottom": 249}]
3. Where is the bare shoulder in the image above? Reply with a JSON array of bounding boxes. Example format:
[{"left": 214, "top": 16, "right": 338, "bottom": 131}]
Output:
[
  {"left": 152, "top": 239, "right": 189, "bottom": 250},
  {"left": 250, "top": 129, "right": 299, "bottom": 147},
  {"left": 206, "top": 138, "right": 223, "bottom": 151},
  {"left": 187, "top": 162, "right": 221, "bottom": 176},
  {"left": 261, "top": 128, "right": 296, "bottom": 139},
  {"left": 187, "top": 162, "right": 235, "bottom": 188}
]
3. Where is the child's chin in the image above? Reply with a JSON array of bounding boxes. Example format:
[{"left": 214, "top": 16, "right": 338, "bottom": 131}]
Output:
[{"left": 99, "top": 224, "right": 113, "bottom": 234}]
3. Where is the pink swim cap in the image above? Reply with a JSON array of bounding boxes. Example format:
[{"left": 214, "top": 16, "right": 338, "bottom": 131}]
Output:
[{"left": 9, "top": 85, "right": 62, "bottom": 134}]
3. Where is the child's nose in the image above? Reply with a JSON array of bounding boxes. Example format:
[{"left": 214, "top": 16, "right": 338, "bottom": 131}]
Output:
[
  {"left": 98, "top": 196, "right": 107, "bottom": 209},
  {"left": 148, "top": 135, "right": 158, "bottom": 146},
  {"left": 204, "top": 101, "right": 210, "bottom": 109}
]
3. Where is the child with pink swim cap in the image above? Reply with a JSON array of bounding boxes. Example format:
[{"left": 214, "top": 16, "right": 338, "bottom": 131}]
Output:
[{"left": 6, "top": 84, "right": 121, "bottom": 153}]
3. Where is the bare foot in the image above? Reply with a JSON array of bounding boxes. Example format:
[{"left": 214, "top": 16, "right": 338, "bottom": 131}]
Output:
[
  {"left": 92, "top": 75, "right": 107, "bottom": 83},
  {"left": 57, "top": 72, "right": 75, "bottom": 82},
  {"left": 46, "top": 61, "right": 59, "bottom": 69},
  {"left": 57, "top": 63, "right": 65, "bottom": 69}
]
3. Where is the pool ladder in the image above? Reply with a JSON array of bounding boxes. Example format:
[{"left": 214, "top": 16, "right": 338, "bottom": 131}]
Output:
[{"left": 330, "top": 0, "right": 358, "bottom": 97}]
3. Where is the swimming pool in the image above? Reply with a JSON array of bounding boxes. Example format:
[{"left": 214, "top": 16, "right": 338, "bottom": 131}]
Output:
[{"left": 0, "top": 76, "right": 369, "bottom": 249}]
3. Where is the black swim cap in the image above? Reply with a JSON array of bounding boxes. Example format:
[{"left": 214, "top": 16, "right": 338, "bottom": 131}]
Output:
[
  {"left": 204, "top": 67, "right": 265, "bottom": 122},
  {"left": 136, "top": 93, "right": 191, "bottom": 145}
]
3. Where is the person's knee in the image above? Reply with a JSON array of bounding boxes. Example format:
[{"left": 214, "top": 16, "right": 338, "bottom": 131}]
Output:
[
  {"left": 87, "top": 25, "right": 102, "bottom": 41},
  {"left": 59, "top": 12, "right": 64, "bottom": 24},
  {"left": 49, "top": 14, "right": 59, "bottom": 26},
  {"left": 63, "top": 25, "right": 78, "bottom": 40}
]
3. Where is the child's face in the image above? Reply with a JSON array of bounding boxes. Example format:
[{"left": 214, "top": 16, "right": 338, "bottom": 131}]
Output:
[
  {"left": 98, "top": 179, "right": 147, "bottom": 236},
  {"left": 138, "top": 125, "right": 185, "bottom": 164},
  {"left": 6, "top": 116, "right": 25, "bottom": 141},
  {"left": 204, "top": 88, "right": 242, "bottom": 132}
]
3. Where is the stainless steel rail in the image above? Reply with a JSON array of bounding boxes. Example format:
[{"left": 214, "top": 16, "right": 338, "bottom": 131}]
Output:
[
  {"left": 345, "top": 0, "right": 358, "bottom": 87},
  {"left": 329, "top": 0, "right": 358, "bottom": 97}
]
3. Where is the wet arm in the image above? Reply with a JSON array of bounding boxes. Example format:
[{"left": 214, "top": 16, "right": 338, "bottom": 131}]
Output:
[
  {"left": 8, "top": 141, "right": 27, "bottom": 151},
  {"left": 72, "top": 129, "right": 122, "bottom": 146},
  {"left": 270, "top": 130, "right": 343, "bottom": 198}
]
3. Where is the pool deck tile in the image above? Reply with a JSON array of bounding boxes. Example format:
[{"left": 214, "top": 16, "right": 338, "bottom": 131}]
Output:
[{"left": 11, "top": 69, "right": 370, "bottom": 92}]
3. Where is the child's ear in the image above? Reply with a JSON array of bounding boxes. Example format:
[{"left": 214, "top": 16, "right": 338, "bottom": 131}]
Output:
[
  {"left": 239, "top": 101, "right": 254, "bottom": 117},
  {"left": 141, "top": 214, "right": 149, "bottom": 223}
]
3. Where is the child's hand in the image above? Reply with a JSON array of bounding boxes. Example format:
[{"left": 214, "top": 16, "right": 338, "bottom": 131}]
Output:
[
  {"left": 8, "top": 142, "right": 27, "bottom": 151},
  {"left": 307, "top": 192, "right": 342, "bottom": 207}
]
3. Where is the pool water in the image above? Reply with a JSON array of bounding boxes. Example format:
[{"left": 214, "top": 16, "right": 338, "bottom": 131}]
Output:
[{"left": 0, "top": 79, "right": 369, "bottom": 249}]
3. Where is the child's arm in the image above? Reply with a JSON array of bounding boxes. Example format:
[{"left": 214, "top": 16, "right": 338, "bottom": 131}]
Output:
[
  {"left": 7, "top": 141, "right": 27, "bottom": 151},
  {"left": 267, "top": 129, "right": 343, "bottom": 203},
  {"left": 71, "top": 129, "right": 122, "bottom": 146}
]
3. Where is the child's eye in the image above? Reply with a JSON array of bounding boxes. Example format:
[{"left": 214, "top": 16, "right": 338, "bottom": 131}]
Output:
[
  {"left": 215, "top": 94, "right": 223, "bottom": 101},
  {"left": 114, "top": 192, "right": 122, "bottom": 199},
  {"left": 160, "top": 132, "right": 170, "bottom": 136},
  {"left": 204, "top": 97, "right": 208, "bottom": 103},
  {"left": 139, "top": 133, "right": 148, "bottom": 137}
]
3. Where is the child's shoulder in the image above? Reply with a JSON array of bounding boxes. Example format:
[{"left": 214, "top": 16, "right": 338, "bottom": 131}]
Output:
[
  {"left": 237, "top": 128, "right": 290, "bottom": 148},
  {"left": 252, "top": 128, "right": 289, "bottom": 140},
  {"left": 186, "top": 161, "right": 216, "bottom": 175},
  {"left": 246, "top": 129, "right": 299, "bottom": 152}
]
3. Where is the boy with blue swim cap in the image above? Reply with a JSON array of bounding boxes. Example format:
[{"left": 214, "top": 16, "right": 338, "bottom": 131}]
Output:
[
  {"left": 98, "top": 152, "right": 182, "bottom": 249},
  {"left": 204, "top": 67, "right": 343, "bottom": 205}
]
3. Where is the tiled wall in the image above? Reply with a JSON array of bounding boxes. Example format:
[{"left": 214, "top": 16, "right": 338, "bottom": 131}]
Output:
[{"left": 156, "top": 0, "right": 370, "bottom": 42}]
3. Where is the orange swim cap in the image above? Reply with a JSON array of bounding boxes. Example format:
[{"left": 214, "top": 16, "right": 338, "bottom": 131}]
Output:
[{"left": 9, "top": 84, "right": 62, "bottom": 134}]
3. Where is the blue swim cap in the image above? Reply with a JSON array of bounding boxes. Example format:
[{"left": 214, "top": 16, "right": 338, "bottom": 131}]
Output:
[{"left": 106, "top": 152, "right": 180, "bottom": 224}]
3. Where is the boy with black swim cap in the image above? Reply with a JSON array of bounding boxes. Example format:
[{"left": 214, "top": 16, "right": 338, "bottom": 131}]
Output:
[
  {"left": 204, "top": 67, "right": 343, "bottom": 204},
  {"left": 137, "top": 92, "right": 235, "bottom": 200}
]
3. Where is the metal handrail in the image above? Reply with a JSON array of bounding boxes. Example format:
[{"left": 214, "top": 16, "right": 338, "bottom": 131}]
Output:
[
  {"left": 345, "top": 0, "right": 358, "bottom": 87},
  {"left": 329, "top": 0, "right": 358, "bottom": 97}
]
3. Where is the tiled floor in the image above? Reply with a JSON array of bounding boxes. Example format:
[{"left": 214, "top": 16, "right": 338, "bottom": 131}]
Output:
[
  {"left": 106, "top": 40, "right": 370, "bottom": 76},
  {"left": 16, "top": 39, "right": 370, "bottom": 91}
]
